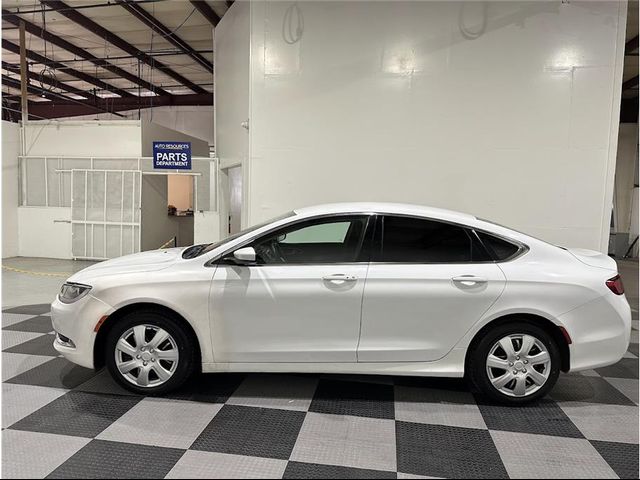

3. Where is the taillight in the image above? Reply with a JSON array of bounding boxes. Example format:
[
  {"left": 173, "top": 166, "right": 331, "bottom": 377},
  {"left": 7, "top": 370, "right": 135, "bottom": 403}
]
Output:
[{"left": 606, "top": 275, "right": 624, "bottom": 295}]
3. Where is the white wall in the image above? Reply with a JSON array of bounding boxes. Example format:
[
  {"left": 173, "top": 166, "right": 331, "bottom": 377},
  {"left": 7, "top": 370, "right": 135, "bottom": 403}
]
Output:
[
  {"left": 71, "top": 106, "right": 214, "bottom": 148},
  {"left": 18, "top": 207, "right": 71, "bottom": 259},
  {"left": 23, "top": 120, "right": 142, "bottom": 157},
  {"left": 2, "top": 121, "right": 20, "bottom": 257},
  {"left": 216, "top": 1, "right": 628, "bottom": 251},
  {"left": 215, "top": 0, "right": 250, "bottom": 170},
  {"left": 142, "top": 107, "right": 214, "bottom": 148},
  {"left": 141, "top": 120, "right": 210, "bottom": 157}
]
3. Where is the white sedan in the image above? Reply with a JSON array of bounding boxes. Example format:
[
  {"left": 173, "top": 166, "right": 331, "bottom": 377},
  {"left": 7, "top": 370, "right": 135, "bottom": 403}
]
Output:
[{"left": 51, "top": 203, "right": 631, "bottom": 404}]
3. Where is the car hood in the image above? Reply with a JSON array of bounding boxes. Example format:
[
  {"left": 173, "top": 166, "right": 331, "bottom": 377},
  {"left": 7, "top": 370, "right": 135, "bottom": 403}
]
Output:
[
  {"left": 67, "top": 248, "right": 184, "bottom": 283},
  {"left": 566, "top": 248, "right": 617, "bottom": 272}
]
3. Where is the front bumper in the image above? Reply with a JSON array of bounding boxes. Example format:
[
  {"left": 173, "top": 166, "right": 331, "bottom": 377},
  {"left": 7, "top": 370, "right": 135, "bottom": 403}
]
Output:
[
  {"left": 560, "top": 293, "right": 632, "bottom": 372},
  {"left": 51, "top": 294, "right": 112, "bottom": 370}
]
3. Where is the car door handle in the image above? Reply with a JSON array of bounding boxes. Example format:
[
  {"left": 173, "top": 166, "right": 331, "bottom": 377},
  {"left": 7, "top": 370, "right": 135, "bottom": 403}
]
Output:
[
  {"left": 323, "top": 274, "right": 357, "bottom": 283},
  {"left": 452, "top": 275, "right": 488, "bottom": 286}
]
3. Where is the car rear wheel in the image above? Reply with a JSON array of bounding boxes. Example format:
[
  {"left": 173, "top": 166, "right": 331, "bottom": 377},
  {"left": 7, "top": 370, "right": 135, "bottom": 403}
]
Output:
[
  {"left": 468, "top": 322, "right": 560, "bottom": 404},
  {"left": 105, "top": 310, "right": 196, "bottom": 395}
]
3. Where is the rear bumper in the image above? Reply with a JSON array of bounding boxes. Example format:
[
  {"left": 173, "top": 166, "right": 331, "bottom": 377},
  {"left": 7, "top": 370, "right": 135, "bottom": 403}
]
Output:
[
  {"left": 559, "top": 293, "right": 632, "bottom": 372},
  {"left": 51, "top": 294, "right": 112, "bottom": 370}
]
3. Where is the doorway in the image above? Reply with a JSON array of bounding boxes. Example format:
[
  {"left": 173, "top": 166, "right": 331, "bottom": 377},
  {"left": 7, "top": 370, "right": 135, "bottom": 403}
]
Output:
[
  {"left": 220, "top": 165, "right": 243, "bottom": 237},
  {"left": 140, "top": 173, "right": 197, "bottom": 251}
]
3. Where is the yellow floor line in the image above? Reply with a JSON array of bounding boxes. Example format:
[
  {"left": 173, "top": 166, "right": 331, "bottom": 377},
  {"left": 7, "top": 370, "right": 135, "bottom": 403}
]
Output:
[{"left": 2, "top": 265, "right": 69, "bottom": 278}]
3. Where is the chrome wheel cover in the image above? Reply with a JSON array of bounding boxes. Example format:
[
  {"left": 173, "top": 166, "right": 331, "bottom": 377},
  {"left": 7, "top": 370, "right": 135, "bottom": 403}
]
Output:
[
  {"left": 486, "top": 334, "right": 551, "bottom": 398},
  {"left": 115, "top": 324, "right": 179, "bottom": 388}
]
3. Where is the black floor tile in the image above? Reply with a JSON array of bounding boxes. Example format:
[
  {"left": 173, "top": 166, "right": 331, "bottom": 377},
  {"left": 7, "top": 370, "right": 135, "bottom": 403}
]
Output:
[
  {"left": 628, "top": 343, "right": 639, "bottom": 357},
  {"left": 476, "top": 399, "right": 584, "bottom": 438},
  {"left": 283, "top": 461, "right": 396, "bottom": 479},
  {"left": 5, "top": 357, "right": 98, "bottom": 389},
  {"left": 9, "top": 391, "right": 141, "bottom": 438},
  {"left": 166, "top": 373, "right": 246, "bottom": 404},
  {"left": 392, "top": 375, "right": 469, "bottom": 392},
  {"left": 3, "top": 304, "right": 52, "bottom": 315},
  {"left": 46, "top": 439, "right": 184, "bottom": 479},
  {"left": 4, "top": 333, "right": 58, "bottom": 356},
  {"left": 550, "top": 374, "right": 636, "bottom": 406},
  {"left": 73, "top": 369, "right": 143, "bottom": 397},
  {"left": 591, "top": 440, "right": 639, "bottom": 479},
  {"left": 190, "top": 404, "right": 306, "bottom": 460},
  {"left": 396, "top": 422, "right": 508, "bottom": 479},
  {"left": 595, "top": 358, "right": 639, "bottom": 380},
  {"left": 309, "top": 378, "right": 395, "bottom": 419},
  {"left": 4, "top": 315, "right": 54, "bottom": 333}
]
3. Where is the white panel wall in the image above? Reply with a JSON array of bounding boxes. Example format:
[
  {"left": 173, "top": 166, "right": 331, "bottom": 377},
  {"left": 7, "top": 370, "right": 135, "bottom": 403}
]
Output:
[
  {"left": 18, "top": 207, "right": 71, "bottom": 259},
  {"left": 23, "top": 120, "right": 142, "bottom": 157},
  {"left": 73, "top": 106, "right": 215, "bottom": 147},
  {"left": 194, "top": 211, "right": 220, "bottom": 244},
  {"left": 215, "top": 0, "right": 250, "bottom": 169},
  {"left": 215, "top": 1, "right": 627, "bottom": 251},
  {"left": 2, "top": 121, "right": 20, "bottom": 257}
]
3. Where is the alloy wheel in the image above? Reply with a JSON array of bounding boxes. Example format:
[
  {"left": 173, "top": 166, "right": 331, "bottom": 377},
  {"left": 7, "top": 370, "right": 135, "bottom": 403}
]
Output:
[
  {"left": 114, "top": 324, "right": 179, "bottom": 388},
  {"left": 485, "top": 333, "right": 551, "bottom": 397}
]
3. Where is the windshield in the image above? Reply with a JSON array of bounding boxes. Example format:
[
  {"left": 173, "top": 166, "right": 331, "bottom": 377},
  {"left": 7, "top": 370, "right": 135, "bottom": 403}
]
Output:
[{"left": 182, "top": 211, "right": 296, "bottom": 259}]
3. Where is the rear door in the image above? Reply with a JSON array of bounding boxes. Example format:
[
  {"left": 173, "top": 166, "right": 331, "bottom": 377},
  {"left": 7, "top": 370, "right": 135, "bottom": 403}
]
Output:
[{"left": 358, "top": 215, "right": 506, "bottom": 362}]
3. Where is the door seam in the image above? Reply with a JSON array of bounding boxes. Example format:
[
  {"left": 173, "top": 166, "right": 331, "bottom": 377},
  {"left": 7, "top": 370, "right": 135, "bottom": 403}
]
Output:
[{"left": 355, "top": 262, "right": 371, "bottom": 362}]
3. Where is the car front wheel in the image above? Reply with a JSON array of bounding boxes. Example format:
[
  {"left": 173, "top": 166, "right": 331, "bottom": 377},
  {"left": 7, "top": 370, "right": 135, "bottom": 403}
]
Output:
[
  {"left": 105, "top": 310, "right": 196, "bottom": 395},
  {"left": 468, "top": 322, "right": 560, "bottom": 404}
]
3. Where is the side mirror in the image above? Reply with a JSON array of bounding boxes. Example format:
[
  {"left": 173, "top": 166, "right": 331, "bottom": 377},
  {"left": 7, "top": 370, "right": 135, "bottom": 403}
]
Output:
[{"left": 232, "top": 246, "right": 256, "bottom": 264}]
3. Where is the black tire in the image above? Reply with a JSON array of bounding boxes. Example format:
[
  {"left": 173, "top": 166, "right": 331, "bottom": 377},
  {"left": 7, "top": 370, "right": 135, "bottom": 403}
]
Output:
[
  {"left": 467, "top": 321, "right": 560, "bottom": 405},
  {"left": 105, "top": 309, "right": 197, "bottom": 395}
]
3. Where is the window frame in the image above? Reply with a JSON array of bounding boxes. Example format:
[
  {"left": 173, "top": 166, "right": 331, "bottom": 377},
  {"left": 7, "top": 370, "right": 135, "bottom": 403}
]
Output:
[
  {"left": 473, "top": 228, "right": 528, "bottom": 263},
  {"left": 371, "top": 214, "right": 528, "bottom": 265},
  {"left": 210, "top": 213, "right": 376, "bottom": 267}
]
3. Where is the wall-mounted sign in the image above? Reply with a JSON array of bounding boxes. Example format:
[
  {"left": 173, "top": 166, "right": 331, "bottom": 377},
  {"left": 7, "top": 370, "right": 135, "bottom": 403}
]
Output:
[{"left": 153, "top": 141, "right": 191, "bottom": 170}]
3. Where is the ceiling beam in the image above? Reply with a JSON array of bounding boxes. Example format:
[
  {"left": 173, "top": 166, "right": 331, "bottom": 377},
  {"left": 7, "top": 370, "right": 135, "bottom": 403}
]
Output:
[
  {"left": 190, "top": 1, "right": 220, "bottom": 27},
  {"left": 1, "top": 0, "right": 160, "bottom": 16},
  {"left": 27, "top": 92, "right": 213, "bottom": 119},
  {"left": 116, "top": 0, "right": 213, "bottom": 73},
  {"left": 2, "top": 73, "right": 126, "bottom": 117},
  {"left": 2, "top": 9, "right": 169, "bottom": 96},
  {"left": 2, "top": 61, "right": 99, "bottom": 100},
  {"left": 40, "top": 0, "right": 208, "bottom": 94},
  {"left": 3, "top": 73, "right": 76, "bottom": 102},
  {"left": 622, "top": 75, "right": 638, "bottom": 91},
  {"left": 3, "top": 39, "right": 134, "bottom": 98}
]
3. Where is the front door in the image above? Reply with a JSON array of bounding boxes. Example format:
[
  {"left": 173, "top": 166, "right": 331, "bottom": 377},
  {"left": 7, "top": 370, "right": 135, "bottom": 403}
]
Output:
[
  {"left": 210, "top": 215, "right": 372, "bottom": 363},
  {"left": 358, "top": 215, "right": 506, "bottom": 362}
]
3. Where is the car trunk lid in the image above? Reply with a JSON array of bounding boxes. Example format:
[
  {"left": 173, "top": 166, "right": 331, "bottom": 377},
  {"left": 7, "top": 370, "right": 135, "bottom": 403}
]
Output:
[{"left": 565, "top": 248, "right": 618, "bottom": 272}]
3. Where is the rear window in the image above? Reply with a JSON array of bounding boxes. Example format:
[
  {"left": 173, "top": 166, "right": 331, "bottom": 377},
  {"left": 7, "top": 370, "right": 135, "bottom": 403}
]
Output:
[
  {"left": 377, "top": 216, "right": 491, "bottom": 263},
  {"left": 476, "top": 231, "right": 521, "bottom": 261}
]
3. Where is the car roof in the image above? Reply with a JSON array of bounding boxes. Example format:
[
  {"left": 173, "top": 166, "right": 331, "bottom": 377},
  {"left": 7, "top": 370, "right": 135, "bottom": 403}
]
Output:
[{"left": 293, "top": 202, "right": 476, "bottom": 223}]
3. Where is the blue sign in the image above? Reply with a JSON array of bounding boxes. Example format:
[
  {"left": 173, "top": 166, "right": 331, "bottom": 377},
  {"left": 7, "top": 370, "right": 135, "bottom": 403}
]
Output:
[{"left": 153, "top": 141, "right": 191, "bottom": 170}]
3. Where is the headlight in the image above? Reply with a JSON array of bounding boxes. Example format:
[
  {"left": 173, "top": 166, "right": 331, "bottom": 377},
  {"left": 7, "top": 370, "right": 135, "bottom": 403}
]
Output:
[{"left": 59, "top": 283, "right": 92, "bottom": 304}]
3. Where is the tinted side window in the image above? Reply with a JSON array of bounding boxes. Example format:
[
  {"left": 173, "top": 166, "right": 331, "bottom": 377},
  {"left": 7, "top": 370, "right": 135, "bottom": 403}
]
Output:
[
  {"left": 378, "top": 216, "right": 489, "bottom": 263},
  {"left": 476, "top": 231, "right": 520, "bottom": 261},
  {"left": 251, "top": 216, "right": 368, "bottom": 264}
]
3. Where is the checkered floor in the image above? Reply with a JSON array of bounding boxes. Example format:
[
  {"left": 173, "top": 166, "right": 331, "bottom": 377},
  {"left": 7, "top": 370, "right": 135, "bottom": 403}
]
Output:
[{"left": 2, "top": 303, "right": 638, "bottom": 479}]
